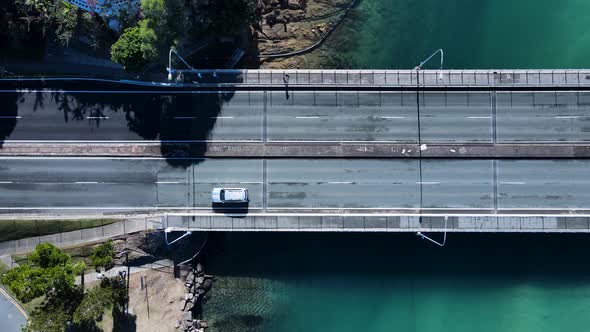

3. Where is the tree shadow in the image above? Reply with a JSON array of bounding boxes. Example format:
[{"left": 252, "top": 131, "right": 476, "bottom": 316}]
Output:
[
  {"left": 29, "top": 81, "right": 241, "bottom": 168},
  {"left": 0, "top": 92, "right": 21, "bottom": 148},
  {"left": 112, "top": 310, "right": 137, "bottom": 332}
]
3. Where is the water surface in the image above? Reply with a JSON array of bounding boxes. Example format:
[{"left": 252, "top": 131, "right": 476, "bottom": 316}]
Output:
[
  {"left": 330, "top": 0, "right": 590, "bottom": 68},
  {"left": 203, "top": 233, "right": 590, "bottom": 332}
]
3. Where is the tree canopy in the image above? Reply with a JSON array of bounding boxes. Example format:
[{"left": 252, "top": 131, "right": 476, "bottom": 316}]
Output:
[
  {"left": 1, "top": 243, "right": 84, "bottom": 302},
  {"left": 110, "top": 24, "right": 158, "bottom": 71},
  {"left": 90, "top": 240, "right": 116, "bottom": 271}
]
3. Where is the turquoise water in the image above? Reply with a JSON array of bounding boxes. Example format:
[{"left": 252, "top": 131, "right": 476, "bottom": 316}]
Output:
[
  {"left": 329, "top": 0, "right": 590, "bottom": 69},
  {"left": 203, "top": 233, "right": 590, "bottom": 331}
]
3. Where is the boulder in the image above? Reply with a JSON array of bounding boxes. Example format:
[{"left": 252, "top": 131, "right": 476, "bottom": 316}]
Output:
[
  {"left": 186, "top": 273, "right": 196, "bottom": 283},
  {"left": 196, "top": 263, "right": 203, "bottom": 274},
  {"left": 202, "top": 279, "right": 213, "bottom": 291},
  {"left": 183, "top": 301, "right": 195, "bottom": 312}
]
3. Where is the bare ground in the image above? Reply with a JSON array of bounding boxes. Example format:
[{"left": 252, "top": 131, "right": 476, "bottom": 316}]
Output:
[{"left": 256, "top": 0, "right": 353, "bottom": 68}]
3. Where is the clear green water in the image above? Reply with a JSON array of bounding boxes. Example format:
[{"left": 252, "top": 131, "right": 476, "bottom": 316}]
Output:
[
  {"left": 328, "top": 0, "right": 590, "bottom": 69},
  {"left": 203, "top": 233, "right": 590, "bottom": 332}
]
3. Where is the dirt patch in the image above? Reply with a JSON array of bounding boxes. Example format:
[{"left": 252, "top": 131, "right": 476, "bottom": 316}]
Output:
[
  {"left": 255, "top": 0, "right": 354, "bottom": 68},
  {"left": 126, "top": 269, "right": 186, "bottom": 332}
]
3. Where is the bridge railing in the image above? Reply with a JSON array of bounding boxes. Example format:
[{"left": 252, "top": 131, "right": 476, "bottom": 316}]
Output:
[
  {"left": 163, "top": 214, "right": 590, "bottom": 233},
  {"left": 175, "top": 69, "right": 590, "bottom": 87},
  {"left": 251, "top": 69, "right": 590, "bottom": 86}
]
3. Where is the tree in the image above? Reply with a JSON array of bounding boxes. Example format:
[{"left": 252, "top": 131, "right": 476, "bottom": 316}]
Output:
[
  {"left": 141, "top": 0, "right": 166, "bottom": 23},
  {"left": 110, "top": 23, "right": 158, "bottom": 71},
  {"left": 29, "top": 243, "right": 70, "bottom": 268},
  {"left": 52, "top": 1, "right": 80, "bottom": 46},
  {"left": 90, "top": 240, "right": 115, "bottom": 271},
  {"left": 73, "top": 284, "right": 113, "bottom": 324},
  {"left": 1, "top": 243, "right": 84, "bottom": 302}
]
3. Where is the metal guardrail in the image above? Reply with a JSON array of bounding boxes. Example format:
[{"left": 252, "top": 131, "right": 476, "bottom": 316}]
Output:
[
  {"left": 170, "top": 69, "right": 590, "bottom": 86},
  {"left": 163, "top": 214, "right": 590, "bottom": 233}
]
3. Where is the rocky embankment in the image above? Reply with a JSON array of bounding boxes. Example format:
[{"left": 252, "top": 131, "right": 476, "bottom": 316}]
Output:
[{"left": 176, "top": 263, "right": 213, "bottom": 332}]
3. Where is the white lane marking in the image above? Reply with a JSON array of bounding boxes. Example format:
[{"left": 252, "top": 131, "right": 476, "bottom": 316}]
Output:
[
  {"left": 500, "top": 181, "right": 526, "bottom": 185},
  {"left": 239, "top": 181, "right": 263, "bottom": 184},
  {"left": 0, "top": 116, "right": 22, "bottom": 119},
  {"left": 174, "top": 116, "right": 196, "bottom": 119},
  {"left": 328, "top": 181, "right": 353, "bottom": 184},
  {"left": 380, "top": 116, "right": 405, "bottom": 119},
  {"left": 416, "top": 181, "right": 440, "bottom": 185},
  {"left": 211, "top": 116, "right": 234, "bottom": 119},
  {"left": 295, "top": 116, "right": 320, "bottom": 119},
  {"left": 554, "top": 116, "right": 580, "bottom": 119},
  {"left": 0, "top": 181, "right": 13, "bottom": 184},
  {"left": 467, "top": 116, "right": 491, "bottom": 119},
  {"left": 156, "top": 181, "right": 181, "bottom": 184},
  {"left": 86, "top": 116, "right": 109, "bottom": 120},
  {"left": 75, "top": 181, "right": 99, "bottom": 184}
]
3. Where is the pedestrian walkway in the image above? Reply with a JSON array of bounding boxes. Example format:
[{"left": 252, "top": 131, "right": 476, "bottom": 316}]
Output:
[
  {"left": 76, "top": 259, "right": 174, "bottom": 285},
  {"left": 0, "top": 218, "right": 162, "bottom": 256}
]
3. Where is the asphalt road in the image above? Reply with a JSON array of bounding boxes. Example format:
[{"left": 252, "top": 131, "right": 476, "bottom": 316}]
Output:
[
  {"left": 2, "top": 90, "right": 590, "bottom": 142},
  {"left": 1, "top": 157, "right": 589, "bottom": 211},
  {"left": 0, "top": 288, "right": 26, "bottom": 332}
]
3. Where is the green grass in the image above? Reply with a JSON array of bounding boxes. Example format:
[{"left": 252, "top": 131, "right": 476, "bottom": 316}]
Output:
[{"left": 0, "top": 219, "right": 118, "bottom": 242}]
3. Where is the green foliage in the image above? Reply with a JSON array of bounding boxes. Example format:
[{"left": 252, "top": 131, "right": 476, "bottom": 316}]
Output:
[
  {"left": 2, "top": 265, "right": 48, "bottom": 303},
  {"left": 73, "top": 284, "right": 113, "bottom": 324},
  {"left": 138, "top": 19, "right": 159, "bottom": 60},
  {"left": 24, "top": 304, "right": 72, "bottom": 332},
  {"left": 73, "top": 277, "right": 127, "bottom": 329},
  {"left": 91, "top": 240, "right": 115, "bottom": 271},
  {"left": 52, "top": 1, "right": 80, "bottom": 46},
  {"left": 29, "top": 243, "right": 70, "bottom": 268},
  {"left": 141, "top": 0, "right": 166, "bottom": 22},
  {"left": 1, "top": 243, "right": 84, "bottom": 303},
  {"left": 110, "top": 24, "right": 158, "bottom": 71},
  {"left": 24, "top": 280, "right": 84, "bottom": 332}
]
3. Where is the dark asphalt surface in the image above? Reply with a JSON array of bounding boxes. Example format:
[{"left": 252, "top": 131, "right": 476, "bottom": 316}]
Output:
[
  {"left": 0, "top": 289, "right": 26, "bottom": 332},
  {"left": 1, "top": 158, "right": 589, "bottom": 211},
  {"left": 2, "top": 90, "right": 590, "bottom": 143}
]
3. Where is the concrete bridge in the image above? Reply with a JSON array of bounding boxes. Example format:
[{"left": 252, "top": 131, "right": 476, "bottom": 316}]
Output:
[{"left": 2, "top": 71, "right": 590, "bottom": 233}]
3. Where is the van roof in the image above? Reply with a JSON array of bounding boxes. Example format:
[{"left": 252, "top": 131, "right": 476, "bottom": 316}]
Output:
[{"left": 222, "top": 188, "right": 247, "bottom": 201}]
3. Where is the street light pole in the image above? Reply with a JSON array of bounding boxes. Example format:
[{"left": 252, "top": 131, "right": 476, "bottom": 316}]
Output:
[{"left": 414, "top": 49, "right": 445, "bottom": 220}]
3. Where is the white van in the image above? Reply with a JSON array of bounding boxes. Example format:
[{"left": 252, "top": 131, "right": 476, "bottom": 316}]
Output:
[{"left": 211, "top": 188, "right": 249, "bottom": 204}]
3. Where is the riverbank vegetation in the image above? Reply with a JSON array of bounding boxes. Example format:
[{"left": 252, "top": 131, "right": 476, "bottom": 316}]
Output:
[
  {"left": 0, "top": 0, "right": 116, "bottom": 59},
  {"left": 1, "top": 0, "right": 360, "bottom": 73},
  {"left": 1, "top": 242, "right": 127, "bottom": 332}
]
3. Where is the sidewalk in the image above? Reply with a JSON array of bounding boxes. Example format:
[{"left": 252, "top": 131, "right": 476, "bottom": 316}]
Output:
[
  {"left": 3, "top": 43, "right": 128, "bottom": 79},
  {"left": 0, "top": 218, "right": 162, "bottom": 256},
  {"left": 76, "top": 258, "right": 174, "bottom": 285}
]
